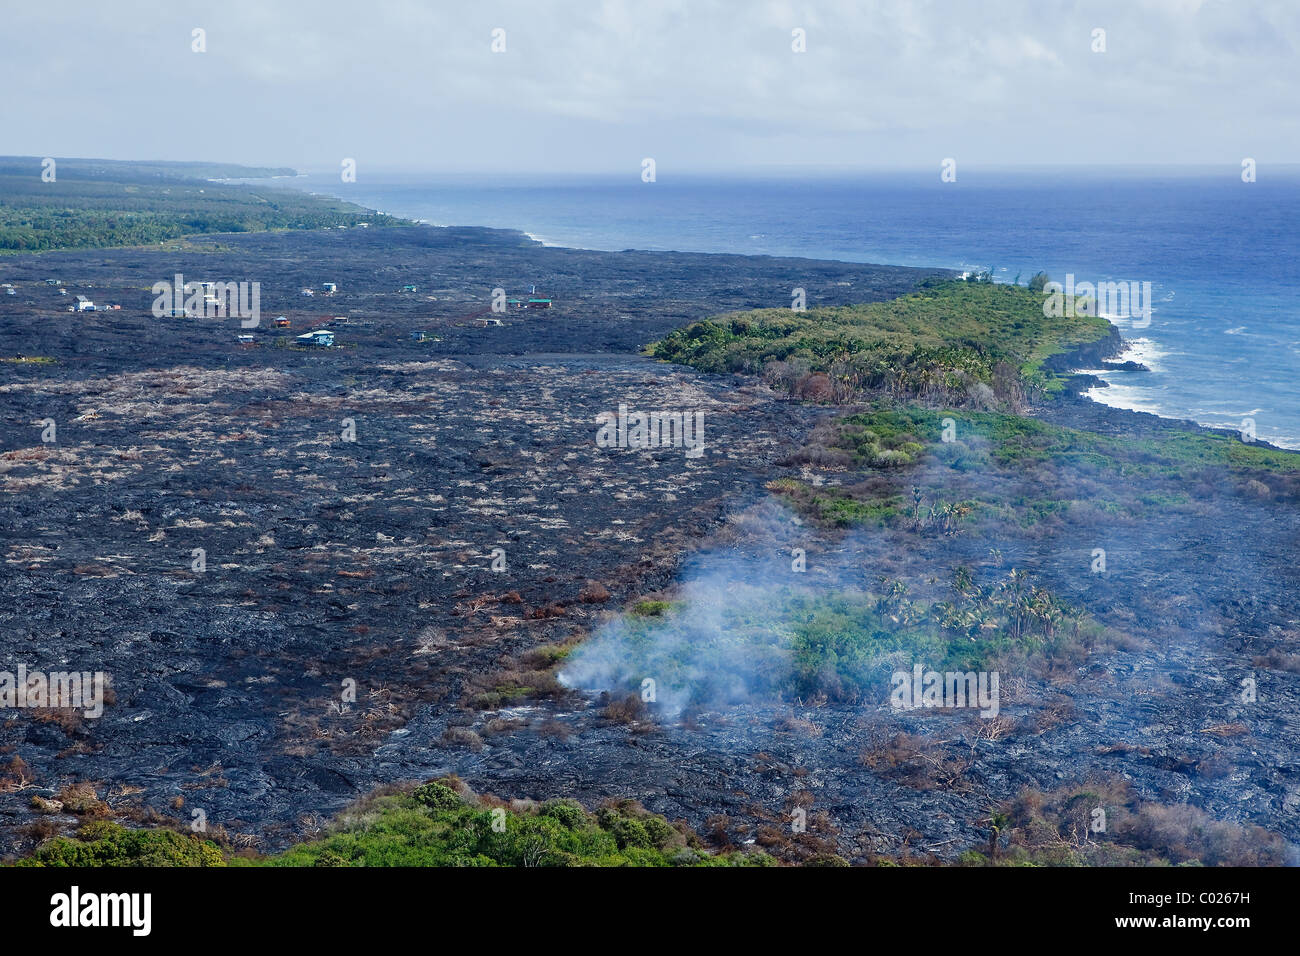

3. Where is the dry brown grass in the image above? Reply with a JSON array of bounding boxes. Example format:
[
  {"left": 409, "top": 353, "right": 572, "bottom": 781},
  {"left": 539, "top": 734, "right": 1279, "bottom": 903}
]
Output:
[
  {"left": 859, "top": 732, "right": 975, "bottom": 793},
  {"left": 439, "top": 726, "right": 484, "bottom": 752},
  {"left": 29, "top": 708, "right": 85, "bottom": 735},
  {"left": 1251, "top": 648, "right": 1300, "bottom": 673},
  {"left": 0, "top": 755, "right": 34, "bottom": 792},
  {"left": 600, "top": 693, "right": 646, "bottom": 724},
  {"left": 773, "top": 714, "right": 823, "bottom": 738},
  {"left": 56, "top": 781, "right": 111, "bottom": 817},
  {"left": 23, "top": 819, "right": 61, "bottom": 843},
  {"left": 1003, "top": 777, "right": 1289, "bottom": 866}
]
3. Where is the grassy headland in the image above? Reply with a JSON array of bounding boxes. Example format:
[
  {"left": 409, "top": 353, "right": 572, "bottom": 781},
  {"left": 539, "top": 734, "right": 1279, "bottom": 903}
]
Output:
[{"left": 652, "top": 279, "right": 1117, "bottom": 402}]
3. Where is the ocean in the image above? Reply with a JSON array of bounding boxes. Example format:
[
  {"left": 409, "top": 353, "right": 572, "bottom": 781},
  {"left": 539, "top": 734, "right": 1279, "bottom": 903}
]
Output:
[{"left": 286, "top": 167, "right": 1300, "bottom": 449}]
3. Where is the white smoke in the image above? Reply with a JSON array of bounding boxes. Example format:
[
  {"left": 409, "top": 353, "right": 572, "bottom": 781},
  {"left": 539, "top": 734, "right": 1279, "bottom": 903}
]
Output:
[{"left": 558, "top": 552, "right": 809, "bottom": 717}]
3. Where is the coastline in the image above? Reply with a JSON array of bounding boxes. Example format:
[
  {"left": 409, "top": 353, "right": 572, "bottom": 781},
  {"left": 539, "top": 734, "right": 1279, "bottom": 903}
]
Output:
[
  {"left": 281, "top": 178, "right": 1300, "bottom": 456},
  {"left": 266, "top": 170, "right": 1300, "bottom": 453}
]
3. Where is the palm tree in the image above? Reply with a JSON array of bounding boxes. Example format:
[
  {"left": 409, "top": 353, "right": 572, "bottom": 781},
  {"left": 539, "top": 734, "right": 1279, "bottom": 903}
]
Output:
[
  {"left": 987, "top": 810, "right": 1011, "bottom": 862},
  {"left": 1030, "top": 589, "right": 1063, "bottom": 640},
  {"left": 998, "top": 569, "right": 1031, "bottom": 641},
  {"left": 952, "top": 566, "right": 976, "bottom": 600}
]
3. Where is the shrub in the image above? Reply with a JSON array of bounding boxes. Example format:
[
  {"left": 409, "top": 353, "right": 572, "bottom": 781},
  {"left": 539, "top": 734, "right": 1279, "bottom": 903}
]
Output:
[
  {"left": 412, "top": 781, "right": 464, "bottom": 812},
  {"left": 601, "top": 693, "right": 646, "bottom": 724},
  {"left": 601, "top": 813, "right": 654, "bottom": 851},
  {"left": 539, "top": 799, "right": 587, "bottom": 830},
  {"left": 630, "top": 600, "right": 671, "bottom": 617},
  {"left": 16, "top": 821, "right": 225, "bottom": 867},
  {"left": 641, "top": 815, "right": 680, "bottom": 850},
  {"left": 439, "top": 727, "right": 484, "bottom": 751},
  {"left": 57, "top": 782, "right": 109, "bottom": 817}
]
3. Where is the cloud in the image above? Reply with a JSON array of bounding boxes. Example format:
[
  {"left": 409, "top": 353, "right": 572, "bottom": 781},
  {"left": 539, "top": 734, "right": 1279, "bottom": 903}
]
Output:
[{"left": 0, "top": 0, "right": 1296, "bottom": 170}]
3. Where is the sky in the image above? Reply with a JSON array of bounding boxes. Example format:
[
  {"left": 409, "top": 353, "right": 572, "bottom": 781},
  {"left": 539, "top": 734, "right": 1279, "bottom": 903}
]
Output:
[{"left": 2, "top": 0, "right": 1297, "bottom": 174}]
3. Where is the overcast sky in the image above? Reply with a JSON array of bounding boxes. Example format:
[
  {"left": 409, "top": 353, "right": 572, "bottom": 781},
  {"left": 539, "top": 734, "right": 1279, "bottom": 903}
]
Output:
[{"left": 3, "top": 0, "right": 1296, "bottom": 173}]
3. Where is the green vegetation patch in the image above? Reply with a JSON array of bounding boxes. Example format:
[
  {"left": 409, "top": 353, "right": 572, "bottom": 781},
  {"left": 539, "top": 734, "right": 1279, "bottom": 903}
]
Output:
[
  {"left": 768, "top": 481, "right": 906, "bottom": 528},
  {"left": 14, "top": 820, "right": 225, "bottom": 867},
  {"left": 13, "top": 782, "right": 767, "bottom": 867},
  {"left": 629, "top": 599, "right": 674, "bottom": 617},
  {"left": 651, "top": 282, "right": 1114, "bottom": 398},
  {"left": 772, "top": 404, "right": 1296, "bottom": 535},
  {"left": 255, "top": 784, "right": 767, "bottom": 867},
  {"left": 839, "top": 406, "right": 1300, "bottom": 477}
]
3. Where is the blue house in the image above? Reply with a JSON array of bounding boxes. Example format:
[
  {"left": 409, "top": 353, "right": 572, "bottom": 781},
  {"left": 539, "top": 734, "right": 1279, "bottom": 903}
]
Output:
[{"left": 297, "top": 329, "right": 334, "bottom": 347}]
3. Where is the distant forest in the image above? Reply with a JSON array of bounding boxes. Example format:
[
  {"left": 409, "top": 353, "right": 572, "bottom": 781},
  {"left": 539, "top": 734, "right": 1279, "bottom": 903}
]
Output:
[{"left": 0, "top": 157, "right": 405, "bottom": 252}]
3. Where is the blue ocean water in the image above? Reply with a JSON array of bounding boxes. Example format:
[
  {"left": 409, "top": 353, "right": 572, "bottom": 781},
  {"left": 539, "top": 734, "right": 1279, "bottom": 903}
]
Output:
[{"left": 289, "top": 168, "right": 1300, "bottom": 449}]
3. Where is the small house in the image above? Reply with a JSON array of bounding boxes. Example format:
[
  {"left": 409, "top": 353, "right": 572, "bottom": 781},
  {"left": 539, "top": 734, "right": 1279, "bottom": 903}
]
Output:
[
  {"left": 237, "top": 334, "right": 255, "bottom": 346},
  {"left": 527, "top": 298, "right": 552, "bottom": 309},
  {"left": 274, "top": 316, "right": 291, "bottom": 328},
  {"left": 322, "top": 282, "right": 337, "bottom": 294},
  {"left": 297, "top": 329, "right": 335, "bottom": 347},
  {"left": 402, "top": 285, "right": 418, "bottom": 293},
  {"left": 75, "top": 295, "right": 95, "bottom": 312}
]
